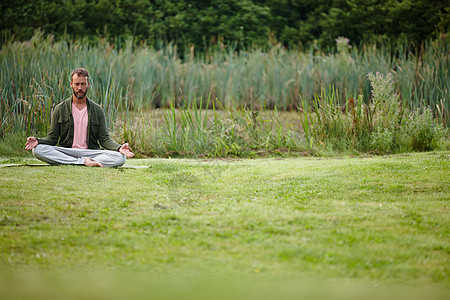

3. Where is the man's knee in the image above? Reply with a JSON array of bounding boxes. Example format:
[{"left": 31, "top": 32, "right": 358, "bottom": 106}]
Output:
[
  {"left": 32, "top": 144, "right": 48, "bottom": 159},
  {"left": 102, "top": 151, "right": 126, "bottom": 167},
  {"left": 32, "top": 144, "right": 59, "bottom": 165},
  {"left": 116, "top": 153, "right": 126, "bottom": 167}
]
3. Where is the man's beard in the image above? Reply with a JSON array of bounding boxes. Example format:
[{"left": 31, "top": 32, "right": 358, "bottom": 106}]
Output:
[{"left": 73, "top": 89, "right": 87, "bottom": 99}]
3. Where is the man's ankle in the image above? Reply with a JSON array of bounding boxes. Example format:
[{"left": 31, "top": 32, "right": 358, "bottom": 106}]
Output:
[{"left": 84, "top": 158, "right": 103, "bottom": 167}]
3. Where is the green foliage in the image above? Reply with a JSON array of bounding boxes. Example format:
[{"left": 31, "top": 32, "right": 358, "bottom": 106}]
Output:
[
  {"left": 1, "top": 0, "right": 448, "bottom": 51},
  {"left": 0, "top": 32, "right": 448, "bottom": 158},
  {"left": 301, "top": 72, "right": 448, "bottom": 154},
  {"left": 118, "top": 101, "right": 306, "bottom": 158},
  {"left": 370, "top": 127, "right": 395, "bottom": 153},
  {"left": 0, "top": 32, "right": 448, "bottom": 140},
  {"left": 367, "top": 72, "right": 448, "bottom": 154},
  {"left": 406, "top": 108, "right": 448, "bottom": 152}
]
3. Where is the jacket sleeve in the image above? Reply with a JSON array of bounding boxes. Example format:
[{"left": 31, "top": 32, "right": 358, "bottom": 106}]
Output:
[
  {"left": 37, "top": 106, "right": 61, "bottom": 146},
  {"left": 96, "top": 107, "right": 121, "bottom": 151}
]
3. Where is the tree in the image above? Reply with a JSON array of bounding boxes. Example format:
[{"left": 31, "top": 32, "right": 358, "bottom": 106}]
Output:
[{"left": 1, "top": 0, "right": 448, "bottom": 51}]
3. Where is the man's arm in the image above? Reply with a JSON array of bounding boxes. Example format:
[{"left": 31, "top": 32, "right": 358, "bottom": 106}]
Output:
[{"left": 95, "top": 106, "right": 122, "bottom": 151}]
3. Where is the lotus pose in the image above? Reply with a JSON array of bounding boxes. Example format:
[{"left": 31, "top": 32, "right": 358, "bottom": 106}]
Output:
[{"left": 25, "top": 68, "right": 134, "bottom": 167}]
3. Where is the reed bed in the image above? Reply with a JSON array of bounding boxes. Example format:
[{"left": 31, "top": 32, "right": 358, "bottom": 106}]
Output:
[
  {"left": 0, "top": 33, "right": 448, "bottom": 157},
  {"left": 118, "top": 99, "right": 307, "bottom": 158},
  {"left": 1, "top": 32, "right": 448, "bottom": 137}
]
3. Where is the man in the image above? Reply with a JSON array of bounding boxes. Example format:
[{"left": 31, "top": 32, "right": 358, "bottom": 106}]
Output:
[{"left": 25, "top": 68, "right": 134, "bottom": 167}]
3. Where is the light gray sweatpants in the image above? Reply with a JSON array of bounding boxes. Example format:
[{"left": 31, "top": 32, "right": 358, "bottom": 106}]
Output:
[{"left": 32, "top": 144, "right": 126, "bottom": 167}]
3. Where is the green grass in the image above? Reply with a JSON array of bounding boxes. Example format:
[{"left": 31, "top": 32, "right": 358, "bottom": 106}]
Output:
[{"left": 0, "top": 152, "right": 449, "bottom": 299}]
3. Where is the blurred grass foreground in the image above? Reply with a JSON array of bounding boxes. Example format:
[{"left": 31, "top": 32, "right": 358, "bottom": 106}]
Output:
[{"left": 0, "top": 152, "right": 449, "bottom": 299}]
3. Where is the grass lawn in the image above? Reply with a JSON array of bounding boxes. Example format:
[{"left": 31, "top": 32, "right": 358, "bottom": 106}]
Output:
[{"left": 0, "top": 152, "right": 449, "bottom": 299}]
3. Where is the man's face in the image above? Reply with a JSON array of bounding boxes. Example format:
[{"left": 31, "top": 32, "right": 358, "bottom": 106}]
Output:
[{"left": 70, "top": 74, "right": 90, "bottom": 100}]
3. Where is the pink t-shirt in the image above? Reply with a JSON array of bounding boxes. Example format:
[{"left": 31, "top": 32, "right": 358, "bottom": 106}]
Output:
[{"left": 72, "top": 103, "right": 88, "bottom": 149}]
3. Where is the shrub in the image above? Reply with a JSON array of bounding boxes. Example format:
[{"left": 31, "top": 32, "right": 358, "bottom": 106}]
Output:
[
  {"left": 370, "top": 127, "right": 394, "bottom": 153},
  {"left": 301, "top": 72, "right": 447, "bottom": 154},
  {"left": 367, "top": 72, "right": 402, "bottom": 131},
  {"left": 406, "top": 108, "right": 447, "bottom": 151},
  {"left": 367, "top": 72, "right": 447, "bottom": 153}
]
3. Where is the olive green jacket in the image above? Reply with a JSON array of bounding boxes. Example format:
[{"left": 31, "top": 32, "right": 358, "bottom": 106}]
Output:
[{"left": 37, "top": 97, "right": 121, "bottom": 151}]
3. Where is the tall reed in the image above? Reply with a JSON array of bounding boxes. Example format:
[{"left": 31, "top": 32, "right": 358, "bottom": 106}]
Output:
[{"left": 0, "top": 31, "right": 448, "bottom": 139}]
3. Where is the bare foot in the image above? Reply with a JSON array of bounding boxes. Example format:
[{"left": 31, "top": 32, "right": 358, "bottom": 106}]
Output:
[{"left": 84, "top": 158, "right": 103, "bottom": 167}]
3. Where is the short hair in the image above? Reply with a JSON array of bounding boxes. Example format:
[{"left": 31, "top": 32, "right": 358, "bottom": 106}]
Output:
[{"left": 71, "top": 68, "right": 89, "bottom": 81}]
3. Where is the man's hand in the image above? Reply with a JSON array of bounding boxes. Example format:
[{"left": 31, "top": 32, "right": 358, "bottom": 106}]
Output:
[
  {"left": 25, "top": 137, "right": 38, "bottom": 150},
  {"left": 119, "top": 143, "right": 134, "bottom": 158}
]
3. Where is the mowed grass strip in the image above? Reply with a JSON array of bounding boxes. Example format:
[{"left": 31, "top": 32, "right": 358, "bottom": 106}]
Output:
[{"left": 0, "top": 152, "right": 448, "bottom": 294}]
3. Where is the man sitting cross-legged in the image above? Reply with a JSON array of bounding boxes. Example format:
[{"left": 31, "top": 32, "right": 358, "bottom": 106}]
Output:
[{"left": 25, "top": 68, "right": 134, "bottom": 167}]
